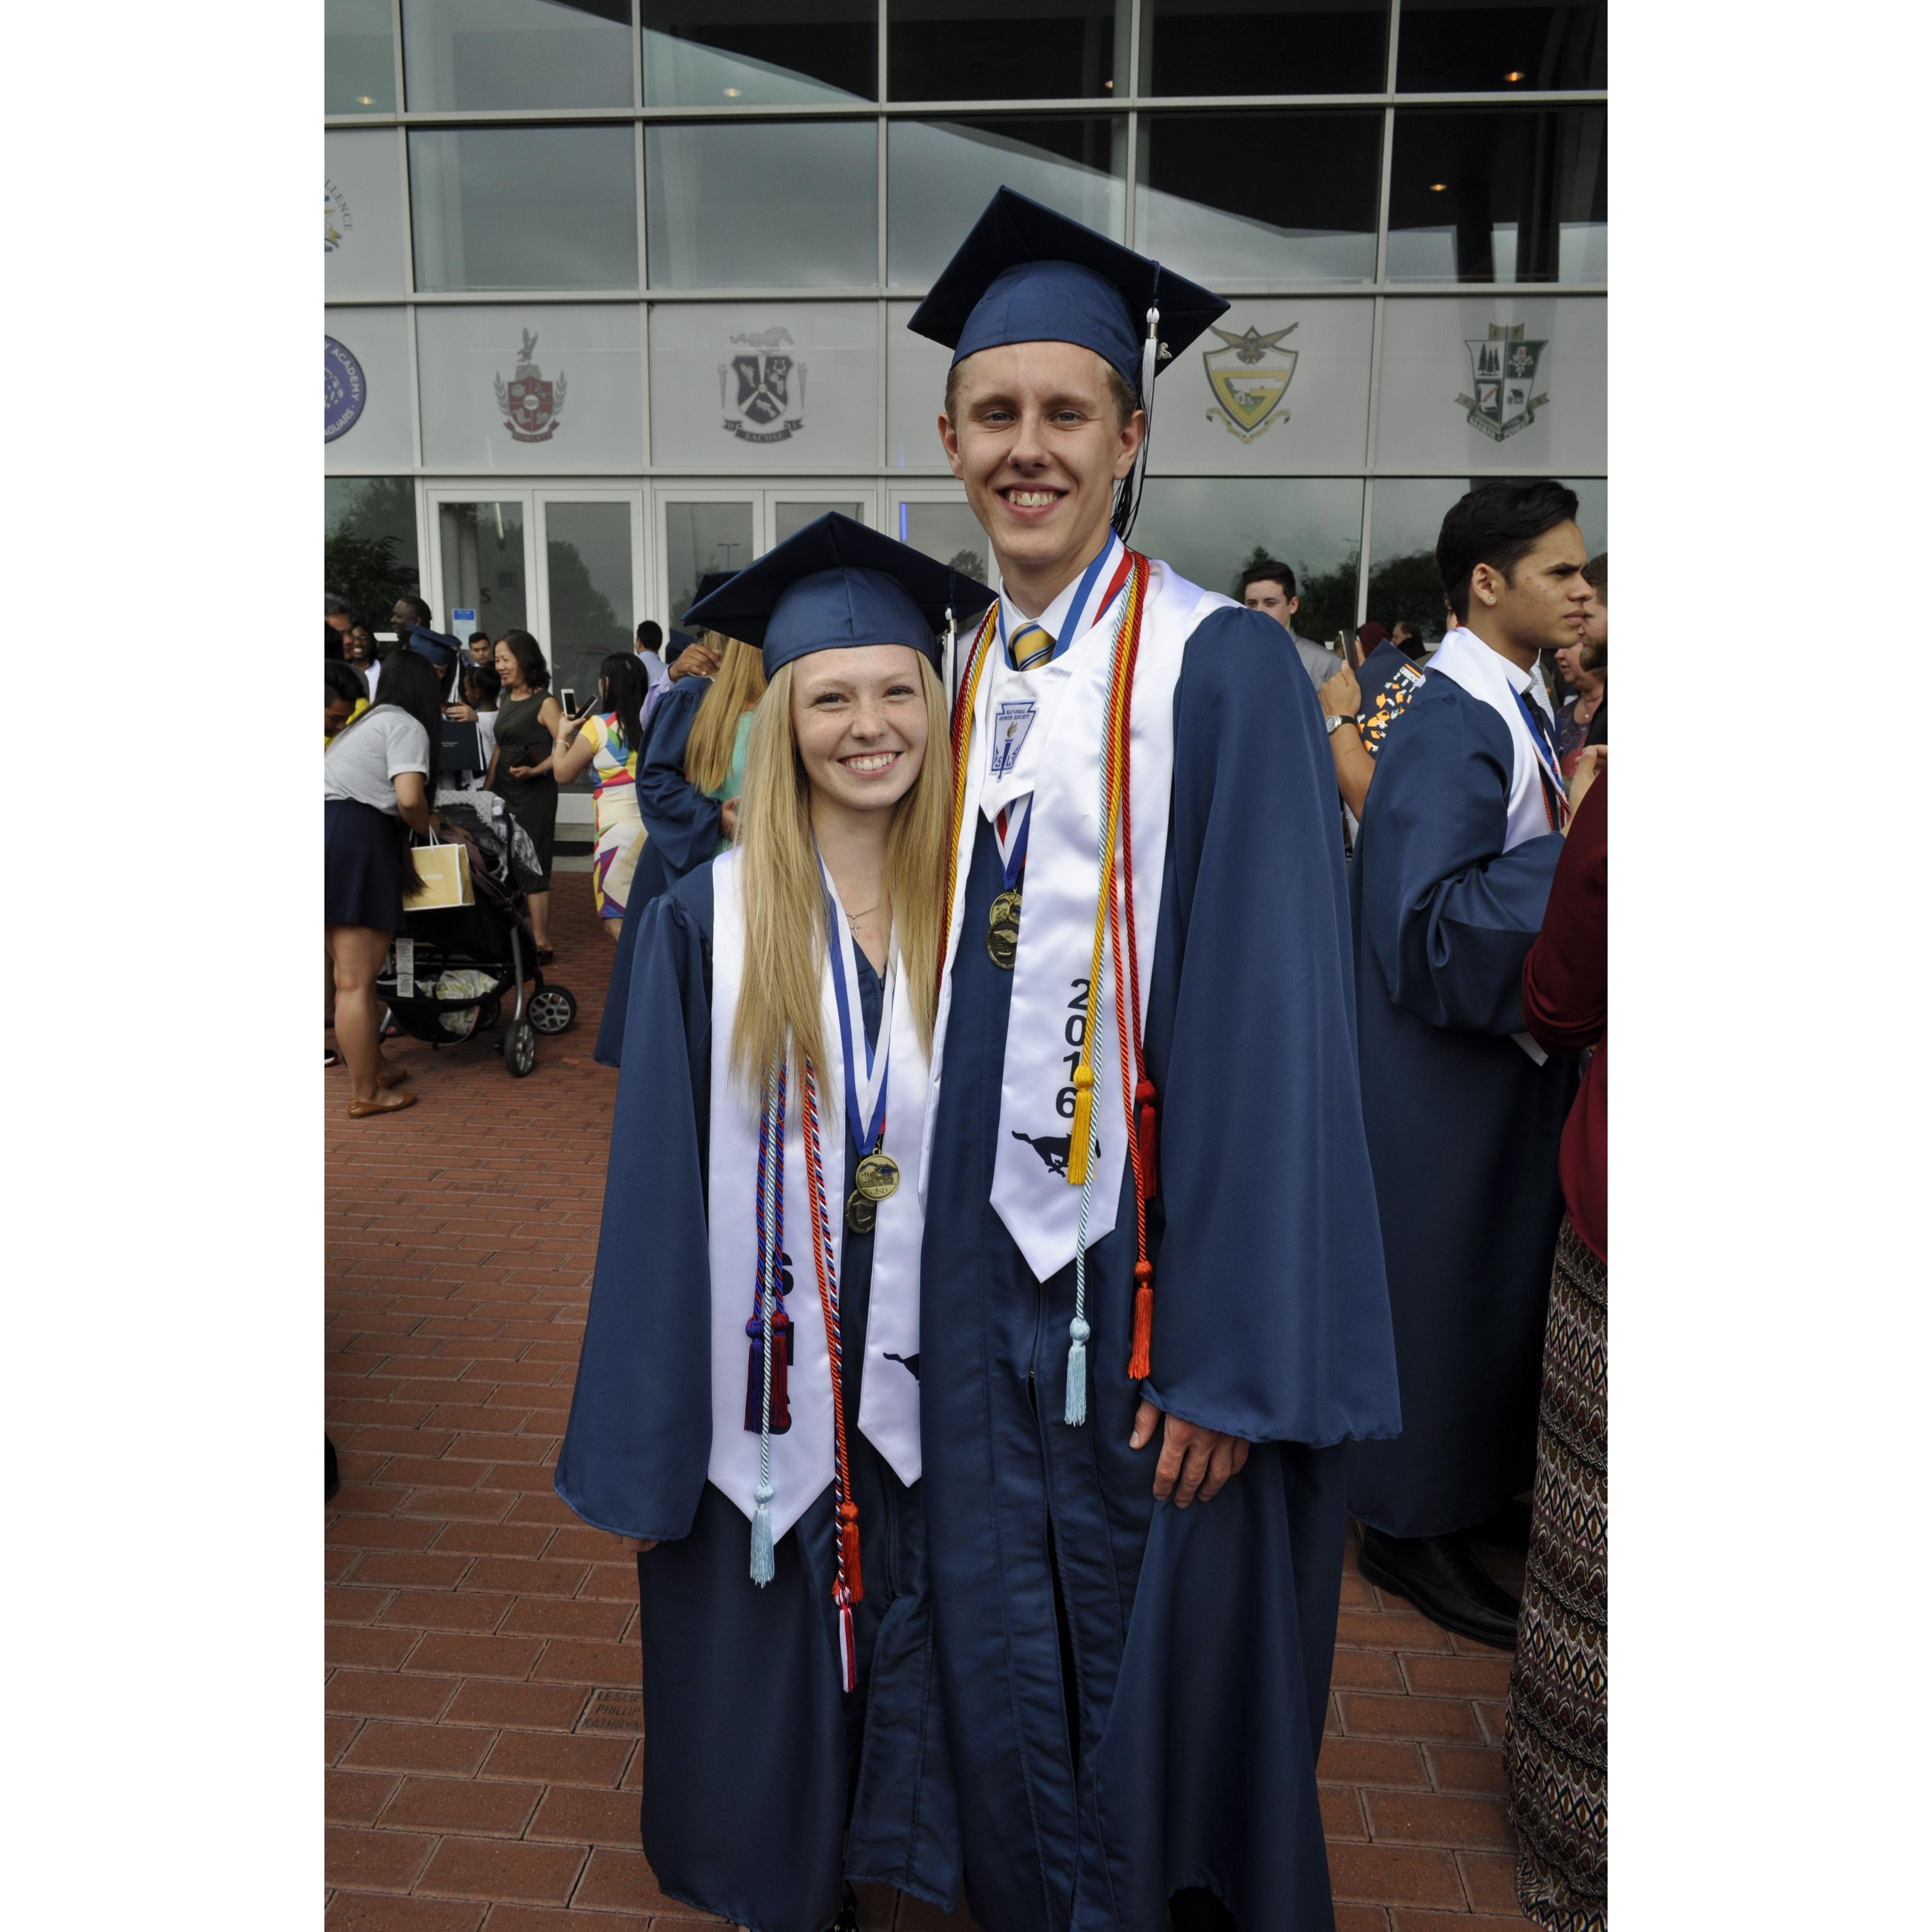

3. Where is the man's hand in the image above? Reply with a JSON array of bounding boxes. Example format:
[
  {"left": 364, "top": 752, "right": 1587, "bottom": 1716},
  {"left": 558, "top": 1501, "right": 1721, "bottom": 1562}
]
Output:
[
  {"left": 1130, "top": 1399, "right": 1250, "bottom": 1508},
  {"left": 668, "top": 643, "right": 721, "bottom": 683},
  {"left": 1566, "top": 743, "right": 1606, "bottom": 821},
  {"left": 1320, "top": 662, "right": 1362, "bottom": 722}
]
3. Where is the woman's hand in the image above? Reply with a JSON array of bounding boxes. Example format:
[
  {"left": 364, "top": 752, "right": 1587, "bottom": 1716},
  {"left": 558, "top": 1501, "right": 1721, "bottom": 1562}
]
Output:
[
  {"left": 445, "top": 702, "right": 478, "bottom": 723},
  {"left": 507, "top": 764, "right": 544, "bottom": 781},
  {"left": 1566, "top": 743, "right": 1606, "bottom": 822},
  {"left": 720, "top": 798, "right": 740, "bottom": 840},
  {"left": 1320, "top": 663, "right": 1362, "bottom": 722}
]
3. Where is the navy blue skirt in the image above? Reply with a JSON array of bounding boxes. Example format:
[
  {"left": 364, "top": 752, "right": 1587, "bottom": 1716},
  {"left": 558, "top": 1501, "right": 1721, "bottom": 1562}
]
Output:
[{"left": 326, "top": 797, "right": 407, "bottom": 932}]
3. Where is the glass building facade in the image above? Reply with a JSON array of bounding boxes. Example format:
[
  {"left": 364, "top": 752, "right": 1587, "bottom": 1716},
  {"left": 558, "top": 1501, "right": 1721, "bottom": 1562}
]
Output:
[{"left": 327, "top": 0, "right": 1607, "bottom": 729}]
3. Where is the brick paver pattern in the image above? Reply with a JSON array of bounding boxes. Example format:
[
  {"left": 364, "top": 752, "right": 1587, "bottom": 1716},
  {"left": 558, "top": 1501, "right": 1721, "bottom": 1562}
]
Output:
[{"left": 327, "top": 875, "right": 1532, "bottom": 1931}]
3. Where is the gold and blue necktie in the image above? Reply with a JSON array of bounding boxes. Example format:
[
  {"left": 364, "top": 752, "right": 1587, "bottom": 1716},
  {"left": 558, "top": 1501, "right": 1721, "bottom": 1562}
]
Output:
[{"left": 1010, "top": 622, "right": 1055, "bottom": 672}]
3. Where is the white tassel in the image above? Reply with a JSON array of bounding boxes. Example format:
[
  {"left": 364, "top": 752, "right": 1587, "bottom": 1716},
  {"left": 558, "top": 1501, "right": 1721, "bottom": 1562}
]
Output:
[
  {"left": 1117, "top": 303, "right": 1161, "bottom": 542},
  {"left": 749, "top": 1476, "right": 775, "bottom": 1585},
  {"left": 1063, "top": 1314, "right": 1091, "bottom": 1426}
]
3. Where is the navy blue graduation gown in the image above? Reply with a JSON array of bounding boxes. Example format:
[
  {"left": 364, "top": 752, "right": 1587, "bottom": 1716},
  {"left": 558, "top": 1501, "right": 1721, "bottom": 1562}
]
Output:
[
  {"left": 919, "top": 606, "right": 1401, "bottom": 1932},
  {"left": 1344, "top": 671, "right": 1578, "bottom": 1540},
  {"left": 557, "top": 865, "right": 960, "bottom": 1932},
  {"left": 592, "top": 679, "right": 724, "bottom": 1068}
]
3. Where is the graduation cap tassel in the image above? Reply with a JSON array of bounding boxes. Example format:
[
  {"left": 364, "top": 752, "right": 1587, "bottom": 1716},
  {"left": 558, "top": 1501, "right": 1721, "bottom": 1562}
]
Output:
[
  {"left": 1064, "top": 1315, "right": 1091, "bottom": 1426},
  {"left": 1113, "top": 298, "right": 1162, "bottom": 544}
]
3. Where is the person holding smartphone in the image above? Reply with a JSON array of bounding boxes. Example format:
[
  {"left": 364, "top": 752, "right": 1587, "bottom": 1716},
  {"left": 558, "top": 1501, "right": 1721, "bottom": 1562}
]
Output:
[{"left": 551, "top": 654, "right": 651, "bottom": 943}]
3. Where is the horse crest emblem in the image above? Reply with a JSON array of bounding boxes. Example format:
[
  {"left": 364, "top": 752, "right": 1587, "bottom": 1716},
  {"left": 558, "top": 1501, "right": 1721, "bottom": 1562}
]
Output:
[
  {"left": 495, "top": 329, "right": 565, "bottom": 444},
  {"left": 1457, "top": 323, "right": 1548, "bottom": 443},
  {"left": 1203, "top": 322, "right": 1299, "bottom": 443},
  {"left": 721, "top": 327, "right": 806, "bottom": 445}
]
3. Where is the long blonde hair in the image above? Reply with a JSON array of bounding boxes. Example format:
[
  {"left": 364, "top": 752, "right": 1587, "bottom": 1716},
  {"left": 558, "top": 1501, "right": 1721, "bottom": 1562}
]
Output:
[
  {"left": 685, "top": 634, "right": 767, "bottom": 795},
  {"left": 729, "top": 653, "right": 952, "bottom": 1101}
]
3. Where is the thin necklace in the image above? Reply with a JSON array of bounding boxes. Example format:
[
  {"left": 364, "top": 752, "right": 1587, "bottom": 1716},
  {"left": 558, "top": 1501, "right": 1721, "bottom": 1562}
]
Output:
[{"left": 844, "top": 904, "right": 879, "bottom": 935}]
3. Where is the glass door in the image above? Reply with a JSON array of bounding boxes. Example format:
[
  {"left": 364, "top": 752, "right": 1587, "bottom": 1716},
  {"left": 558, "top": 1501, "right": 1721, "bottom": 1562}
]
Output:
[
  {"left": 535, "top": 491, "right": 645, "bottom": 803},
  {"left": 657, "top": 491, "right": 757, "bottom": 633},
  {"left": 428, "top": 491, "right": 533, "bottom": 644},
  {"left": 890, "top": 483, "right": 991, "bottom": 586},
  {"left": 769, "top": 488, "right": 872, "bottom": 547}
]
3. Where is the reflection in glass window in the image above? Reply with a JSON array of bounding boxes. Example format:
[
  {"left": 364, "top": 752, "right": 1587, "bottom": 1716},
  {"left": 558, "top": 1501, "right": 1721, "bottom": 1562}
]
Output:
[
  {"left": 1387, "top": 107, "right": 1605, "bottom": 283},
  {"left": 1141, "top": 0, "right": 1388, "bottom": 97},
  {"left": 775, "top": 501, "right": 868, "bottom": 545},
  {"left": 646, "top": 123, "right": 876, "bottom": 287},
  {"left": 1136, "top": 114, "right": 1381, "bottom": 285},
  {"left": 889, "top": 118, "right": 1125, "bottom": 288},
  {"left": 898, "top": 499, "right": 989, "bottom": 586},
  {"left": 1134, "top": 478, "right": 1365, "bottom": 641},
  {"left": 1396, "top": 0, "right": 1605, "bottom": 92},
  {"left": 410, "top": 128, "right": 639, "bottom": 291},
  {"left": 440, "top": 502, "right": 530, "bottom": 638},
  {"left": 327, "top": 0, "right": 396, "bottom": 114},
  {"left": 888, "top": 0, "right": 1128, "bottom": 102},
  {"left": 546, "top": 501, "right": 635, "bottom": 780},
  {"left": 327, "top": 479, "right": 422, "bottom": 602},
  {"left": 1366, "top": 476, "right": 1605, "bottom": 638},
  {"left": 665, "top": 502, "right": 757, "bottom": 628},
  {"left": 642, "top": 0, "right": 876, "bottom": 105},
  {"left": 402, "top": 0, "right": 632, "bottom": 112}
]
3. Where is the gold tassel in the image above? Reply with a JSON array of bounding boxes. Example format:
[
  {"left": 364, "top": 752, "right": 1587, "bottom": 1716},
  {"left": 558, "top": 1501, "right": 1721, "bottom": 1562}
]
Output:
[{"left": 1065, "top": 1065, "right": 1095, "bottom": 1185}]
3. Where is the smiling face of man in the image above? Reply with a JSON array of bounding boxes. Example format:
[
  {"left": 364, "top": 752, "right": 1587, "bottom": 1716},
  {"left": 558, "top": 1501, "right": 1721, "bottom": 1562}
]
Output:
[{"left": 939, "top": 340, "right": 1144, "bottom": 613}]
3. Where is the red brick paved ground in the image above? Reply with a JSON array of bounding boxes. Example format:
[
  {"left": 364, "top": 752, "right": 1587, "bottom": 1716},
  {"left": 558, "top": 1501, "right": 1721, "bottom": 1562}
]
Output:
[{"left": 326, "top": 872, "right": 1530, "bottom": 1930}]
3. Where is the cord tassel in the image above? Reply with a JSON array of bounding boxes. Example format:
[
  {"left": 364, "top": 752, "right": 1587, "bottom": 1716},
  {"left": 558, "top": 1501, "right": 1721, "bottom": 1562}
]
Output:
[
  {"left": 1127, "top": 1260, "right": 1154, "bottom": 1380},
  {"left": 838, "top": 1500, "right": 864, "bottom": 1602},
  {"left": 1066, "top": 1066, "right": 1095, "bottom": 1185},
  {"left": 837, "top": 1599, "right": 857, "bottom": 1693},
  {"left": 1063, "top": 1314, "right": 1090, "bottom": 1425},
  {"left": 1135, "top": 1079, "right": 1159, "bottom": 1198},
  {"left": 749, "top": 1476, "right": 775, "bottom": 1585}
]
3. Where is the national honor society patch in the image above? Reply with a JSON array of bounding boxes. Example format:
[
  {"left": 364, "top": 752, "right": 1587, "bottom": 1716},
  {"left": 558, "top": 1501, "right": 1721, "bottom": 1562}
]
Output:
[{"left": 989, "top": 700, "right": 1036, "bottom": 778}]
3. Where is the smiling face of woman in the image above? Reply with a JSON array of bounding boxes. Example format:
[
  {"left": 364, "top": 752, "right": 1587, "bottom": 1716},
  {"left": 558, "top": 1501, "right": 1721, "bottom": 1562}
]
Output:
[
  {"left": 493, "top": 640, "right": 519, "bottom": 688},
  {"left": 789, "top": 645, "right": 929, "bottom": 816}
]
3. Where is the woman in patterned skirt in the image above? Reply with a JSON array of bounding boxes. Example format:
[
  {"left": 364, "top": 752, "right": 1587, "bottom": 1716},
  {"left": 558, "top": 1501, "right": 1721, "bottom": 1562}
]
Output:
[
  {"left": 553, "top": 652, "right": 651, "bottom": 939},
  {"left": 1506, "top": 755, "right": 1608, "bottom": 1931}
]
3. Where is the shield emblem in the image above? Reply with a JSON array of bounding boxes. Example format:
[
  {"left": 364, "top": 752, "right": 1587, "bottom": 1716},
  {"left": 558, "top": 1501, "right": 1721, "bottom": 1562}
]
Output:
[
  {"left": 506, "top": 378, "right": 553, "bottom": 435},
  {"left": 1201, "top": 324, "right": 1299, "bottom": 443},
  {"left": 733, "top": 353, "right": 791, "bottom": 427},
  {"left": 1458, "top": 324, "right": 1548, "bottom": 442}
]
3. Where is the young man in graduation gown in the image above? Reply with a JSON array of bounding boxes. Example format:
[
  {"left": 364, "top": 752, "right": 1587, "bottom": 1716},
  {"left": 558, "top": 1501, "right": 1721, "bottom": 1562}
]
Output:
[
  {"left": 1346, "top": 480, "right": 1590, "bottom": 1649},
  {"left": 557, "top": 518, "right": 996, "bottom": 1932},
  {"left": 908, "top": 189, "right": 1401, "bottom": 1932}
]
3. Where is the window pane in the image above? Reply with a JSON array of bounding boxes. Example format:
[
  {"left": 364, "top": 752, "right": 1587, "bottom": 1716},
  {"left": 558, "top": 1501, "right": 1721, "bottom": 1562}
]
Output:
[
  {"left": 889, "top": 117, "right": 1125, "bottom": 287},
  {"left": 1136, "top": 113, "right": 1381, "bottom": 284},
  {"left": 646, "top": 123, "right": 876, "bottom": 287},
  {"left": 328, "top": 479, "right": 423, "bottom": 622},
  {"left": 1142, "top": 0, "right": 1388, "bottom": 96},
  {"left": 547, "top": 502, "right": 636, "bottom": 783},
  {"left": 402, "top": 0, "right": 633, "bottom": 112},
  {"left": 440, "top": 501, "right": 530, "bottom": 638},
  {"left": 775, "top": 501, "right": 867, "bottom": 543},
  {"left": 664, "top": 502, "right": 757, "bottom": 628},
  {"left": 1367, "top": 476, "right": 1605, "bottom": 636},
  {"left": 327, "top": 129, "right": 410, "bottom": 299},
  {"left": 888, "top": 0, "right": 1128, "bottom": 101},
  {"left": 325, "top": 307, "right": 416, "bottom": 472},
  {"left": 1397, "top": 0, "right": 1605, "bottom": 92},
  {"left": 643, "top": 0, "right": 876, "bottom": 105},
  {"left": 410, "top": 127, "right": 639, "bottom": 291},
  {"left": 1133, "top": 478, "right": 1364, "bottom": 642},
  {"left": 327, "top": 0, "right": 396, "bottom": 114},
  {"left": 1387, "top": 107, "right": 1605, "bottom": 283},
  {"left": 896, "top": 497, "right": 989, "bottom": 584}
]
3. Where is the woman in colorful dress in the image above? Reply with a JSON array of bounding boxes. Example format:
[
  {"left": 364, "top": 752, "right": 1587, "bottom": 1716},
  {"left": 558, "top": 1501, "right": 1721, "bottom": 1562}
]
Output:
[
  {"left": 552, "top": 652, "right": 651, "bottom": 941},
  {"left": 556, "top": 515, "right": 994, "bottom": 1932}
]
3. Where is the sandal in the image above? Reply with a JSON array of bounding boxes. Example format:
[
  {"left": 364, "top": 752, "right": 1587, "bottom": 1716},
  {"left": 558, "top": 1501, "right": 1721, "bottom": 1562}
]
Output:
[{"left": 347, "top": 1089, "right": 419, "bottom": 1119}]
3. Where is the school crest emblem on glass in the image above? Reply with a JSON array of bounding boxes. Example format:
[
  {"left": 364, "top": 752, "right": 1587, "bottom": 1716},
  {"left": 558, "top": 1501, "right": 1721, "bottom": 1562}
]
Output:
[
  {"left": 495, "top": 328, "right": 566, "bottom": 444},
  {"left": 1457, "top": 322, "right": 1548, "bottom": 442},
  {"left": 1202, "top": 322, "right": 1299, "bottom": 443},
  {"left": 721, "top": 327, "right": 807, "bottom": 444}
]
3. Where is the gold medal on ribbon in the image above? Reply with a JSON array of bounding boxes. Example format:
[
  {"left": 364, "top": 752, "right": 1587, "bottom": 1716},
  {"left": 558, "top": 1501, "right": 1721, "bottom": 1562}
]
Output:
[
  {"left": 854, "top": 1150, "right": 900, "bottom": 1201},
  {"left": 844, "top": 1191, "right": 877, "bottom": 1235},
  {"left": 986, "top": 888, "right": 1021, "bottom": 970},
  {"left": 989, "top": 887, "right": 1022, "bottom": 926}
]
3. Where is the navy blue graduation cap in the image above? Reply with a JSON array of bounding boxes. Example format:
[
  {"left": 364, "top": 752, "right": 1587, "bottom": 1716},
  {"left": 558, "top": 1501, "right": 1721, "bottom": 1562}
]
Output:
[
  {"left": 906, "top": 188, "right": 1228, "bottom": 539},
  {"left": 683, "top": 513, "right": 995, "bottom": 679},
  {"left": 693, "top": 570, "right": 735, "bottom": 607},
  {"left": 401, "top": 622, "right": 464, "bottom": 671}
]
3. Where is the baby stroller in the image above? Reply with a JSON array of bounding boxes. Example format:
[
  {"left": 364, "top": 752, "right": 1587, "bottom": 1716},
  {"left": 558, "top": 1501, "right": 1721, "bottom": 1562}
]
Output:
[{"left": 373, "top": 801, "right": 576, "bottom": 1078}]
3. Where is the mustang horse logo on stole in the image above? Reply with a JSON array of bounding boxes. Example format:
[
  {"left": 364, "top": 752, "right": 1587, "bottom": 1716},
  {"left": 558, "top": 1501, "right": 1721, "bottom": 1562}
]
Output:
[
  {"left": 1203, "top": 323, "right": 1299, "bottom": 443},
  {"left": 495, "top": 329, "right": 566, "bottom": 443},
  {"left": 721, "top": 327, "right": 806, "bottom": 445},
  {"left": 1456, "top": 323, "right": 1548, "bottom": 443}
]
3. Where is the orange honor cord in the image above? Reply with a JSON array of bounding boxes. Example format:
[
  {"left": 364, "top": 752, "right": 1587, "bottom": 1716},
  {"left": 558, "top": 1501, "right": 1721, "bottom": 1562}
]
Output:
[{"left": 799, "top": 1059, "right": 863, "bottom": 1690}]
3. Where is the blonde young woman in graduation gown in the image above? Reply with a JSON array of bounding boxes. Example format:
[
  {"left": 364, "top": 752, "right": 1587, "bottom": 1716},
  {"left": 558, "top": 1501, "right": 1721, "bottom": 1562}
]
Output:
[{"left": 556, "top": 517, "right": 995, "bottom": 1932}]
